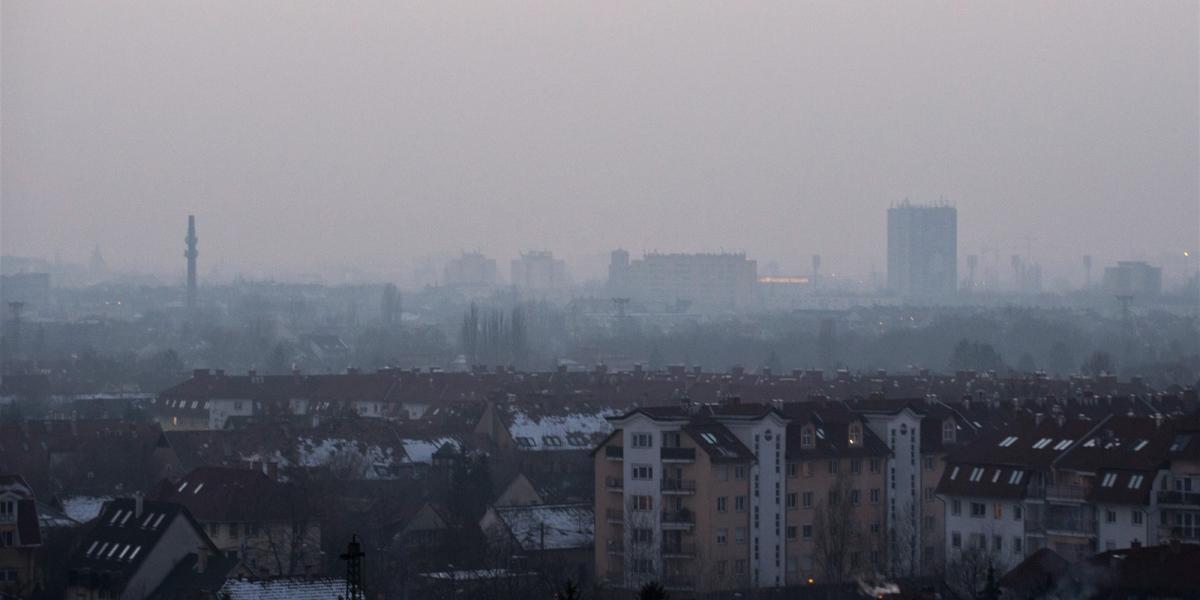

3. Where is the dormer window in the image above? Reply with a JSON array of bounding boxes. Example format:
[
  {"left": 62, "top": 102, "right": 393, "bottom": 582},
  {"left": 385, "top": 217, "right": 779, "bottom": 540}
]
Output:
[
  {"left": 942, "top": 420, "right": 956, "bottom": 443},
  {"left": 848, "top": 423, "right": 862, "bottom": 446},
  {"left": 0, "top": 500, "right": 13, "bottom": 521},
  {"left": 801, "top": 426, "right": 815, "bottom": 449}
]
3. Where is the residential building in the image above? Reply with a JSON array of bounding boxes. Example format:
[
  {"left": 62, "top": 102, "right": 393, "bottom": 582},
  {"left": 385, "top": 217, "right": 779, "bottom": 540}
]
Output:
[
  {"left": 1102, "top": 261, "right": 1163, "bottom": 297},
  {"left": 608, "top": 251, "right": 759, "bottom": 311},
  {"left": 0, "top": 475, "right": 41, "bottom": 598},
  {"left": 593, "top": 401, "right": 788, "bottom": 594},
  {"left": 443, "top": 251, "right": 498, "bottom": 288},
  {"left": 149, "top": 466, "right": 321, "bottom": 576},
  {"left": 480, "top": 503, "right": 595, "bottom": 585},
  {"left": 65, "top": 498, "right": 216, "bottom": 600},
  {"left": 511, "top": 251, "right": 570, "bottom": 295},
  {"left": 887, "top": 202, "right": 957, "bottom": 296}
]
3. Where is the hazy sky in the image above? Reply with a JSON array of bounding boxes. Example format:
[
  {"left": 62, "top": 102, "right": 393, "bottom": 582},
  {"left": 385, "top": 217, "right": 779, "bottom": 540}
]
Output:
[{"left": 3, "top": 1, "right": 1197, "bottom": 284}]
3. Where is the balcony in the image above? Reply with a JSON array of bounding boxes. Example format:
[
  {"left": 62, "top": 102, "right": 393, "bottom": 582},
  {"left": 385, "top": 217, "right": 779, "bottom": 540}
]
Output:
[
  {"left": 606, "top": 508, "right": 624, "bottom": 524},
  {"left": 1023, "top": 515, "right": 1046, "bottom": 535},
  {"left": 661, "top": 447, "right": 695, "bottom": 463},
  {"left": 606, "top": 446, "right": 624, "bottom": 461},
  {"left": 664, "top": 575, "right": 696, "bottom": 590},
  {"left": 661, "top": 508, "right": 695, "bottom": 529},
  {"left": 1170, "top": 526, "right": 1200, "bottom": 541},
  {"left": 1158, "top": 491, "right": 1200, "bottom": 507},
  {"left": 661, "top": 478, "right": 696, "bottom": 494},
  {"left": 1044, "top": 517, "right": 1096, "bottom": 536},
  {"left": 1044, "top": 484, "right": 1088, "bottom": 503},
  {"left": 606, "top": 539, "right": 624, "bottom": 554},
  {"left": 605, "top": 477, "right": 624, "bottom": 492},
  {"left": 662, "top": 543, "right": 697, "bottom": 558}
]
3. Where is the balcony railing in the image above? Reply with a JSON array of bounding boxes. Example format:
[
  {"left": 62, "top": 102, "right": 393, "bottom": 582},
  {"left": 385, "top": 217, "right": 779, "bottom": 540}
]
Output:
[
  {"left": 1171, "top": 526, "right": 1200, "bottom": 540},
  {"left": 664, "top": 575, "right": 696, "bottom": 589},
  {"left": 662, "top": 543, "right": 697, "bottom": 558},
  {"left": 1044, "top": 517, "right": 1096, "bottom": 534},
  {"left": 661, "top": 509, "right": 695, "bottom": 527},
  {"left": 661, "top": 478, "right": 696, "bottom": 493},
  {"left": 661, "top": 447, "right": 695, "bottom": 462},
  {"left": 606, "top": 508, "right": 624, "bottom": 523},
  {"left": 606, "top": 446, "right": 624, "bottom": 460},
  {"left": 1044, "top": 484, "right": 1088, "bottom": 502},
  {"left": 605, "top": 477, "right": 624, "bottom": 491},
  {"left": 1158, "top": 491, "right": 1200, "bottom": 507}
]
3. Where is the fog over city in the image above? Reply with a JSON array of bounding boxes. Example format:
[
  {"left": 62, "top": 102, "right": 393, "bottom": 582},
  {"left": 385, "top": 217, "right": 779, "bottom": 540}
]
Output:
[
  {"left": 2, "top": 4, "right": 1200, "bottom": 600},
  {"left": 3, "top": 2, "right": 1197, "bottom": 284}
]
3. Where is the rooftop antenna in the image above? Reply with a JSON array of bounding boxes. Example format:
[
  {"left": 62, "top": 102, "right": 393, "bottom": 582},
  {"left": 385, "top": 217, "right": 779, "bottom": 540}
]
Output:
[{"left": 340, "top": 534, "right": 366, "bottom": 600}]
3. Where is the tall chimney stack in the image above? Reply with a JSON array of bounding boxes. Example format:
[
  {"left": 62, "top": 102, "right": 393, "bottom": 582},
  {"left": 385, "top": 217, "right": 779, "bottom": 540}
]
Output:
[{"left": 185, "top": 215, "right": 199, "bottom": 313}]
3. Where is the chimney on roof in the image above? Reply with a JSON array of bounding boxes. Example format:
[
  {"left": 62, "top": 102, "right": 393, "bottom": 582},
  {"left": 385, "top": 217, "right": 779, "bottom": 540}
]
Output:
[
  {"left": 196, "top": 545, "right": 209, "bottom": 574},
  {"left": 134, "top": 492, "right": 144, "bottom": 518},
  {"left": 1034, "top": 412, "right": 1044, "bottom": 426}
]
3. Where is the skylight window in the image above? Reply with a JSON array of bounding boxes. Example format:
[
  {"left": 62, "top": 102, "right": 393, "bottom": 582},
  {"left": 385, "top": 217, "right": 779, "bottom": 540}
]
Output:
[
  {"left": 107, "top": 544, "right": 120, "bottom": 558},
  {"left": 998, "top": 436, "right": 1018, "bottom": 448},
  {"left": 1008, "top": 470, "right": 1023, "bottom": 485},
  {"left": 1133, "top": 440, "right": 1148, "bottom": 452},
  {"left": 991, "top": 470, "right": 1001, "bottom": 483},
  {"left": 177, "top": 482, "right": 189, "bottom": 493},
  {"left": 120, "top": 511, "right": 132, "bottom": 526},
  {"left": 109, "top": 510, "right": 125, "bottom": 525},
  {"left": 815, "top": 429, "right": 826, "bottom": 440},
  {"left": 193, "top": 483, "right": 204, "bottom": 494},
  {"left": 151, "top": 514, "right": 166, "bottom": 529},
  {"left": 86, "top": 541, "right": 99, "bottom": 556},
  {"left": 1052, "top": 440, "right": 1073, "bottom": 451},
  {"left": 1169, "top": 435, "right": 1190, "bottom": 452},
  {"left": 118, "top": 545, "right": 130, "bottom": 560},
  {"left": 1128, "top": 475, "right": 1144, "bottom": 489},
  {"left": 700, "top": 432, "right": 718, "bottom": 444},
  {"left": 97, "top": 542, "right": 109, "bottom": 556},
  {"left": 141, "top": 513, "right": 154, "bottom": 528},
  {"left": 127, "top": 546, "right": 141, "bottom": 561},
  {"left": 1083, "top": 439, "right": 1097, "bottom": 448},
  {"left": 1101, "top": 473, "right": 1117, "bottom": 487},
  {"left": 969, "top": 467, "right": 984, "bottom": 482},
  {"left": 949, "top": 466, "right": 959, "bottom": 480},
  {"left": 1032, "top": 438, "right": 1053, "bottom": 449}
]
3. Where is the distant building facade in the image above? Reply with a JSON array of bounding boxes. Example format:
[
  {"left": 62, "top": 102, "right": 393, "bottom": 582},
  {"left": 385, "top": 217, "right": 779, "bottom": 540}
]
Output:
[
  {"left": 887, "top": 203, "right": 957, "bottom": 296},
  {"left": 443, "top": 252, "right": 498, "bottom": 288},
  {"left": 1102, "top": 261, "right": 1162, "bottom": 297},
  {"left": 511, "top": 251, "right": 570, "bottom": 294},
  {"left": 608, "top": 251, "right": 758, "bottom": 311}
]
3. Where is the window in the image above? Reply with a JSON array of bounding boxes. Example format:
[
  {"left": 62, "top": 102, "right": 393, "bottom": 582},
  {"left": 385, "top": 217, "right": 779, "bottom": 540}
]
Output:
[
  {"left": 1132, "top": 510, "right": 1143, "bottom": 525},
  {"left": 716, "top": 560, "right": 727, "bottom": 575},
  {"left": 1129, "top": 475, "right": 1144, "bottom": 489},
  {"left": 717, "top": 528, "right": 728, "bottom": 544},
  {"left": 851, "top": 459, "right": 862, "bottom": 474},
  {"left": 803, "top": 492, "right": 813, "bottom": 508},
  {"left": 970, "top": 502, "right": 986, "bottom": 518},
  {"left": 632, "top": 495, "right": 653, "bottom": 511},
  {"left": 1106, "top": 510, "right": 1116, "bottom": 524},
  {"left": 801, "top": 427, "right": 814, "bottom": 449},
  {"left": 735, "top": 496, "right": 746, "bottom": 512},
  {"left": 924, "top": 487, "right": 935, "bottom": 501},
  {"left": 993, "top": 535, "right": 1003, "bottom": 552},
  {"left": 633, "top": 558, "right": 653, "bottom": 573},
  {"left": 1013, "top": 505, "right": 1023, "bottom": 521},
  {"left": 848, "top": 422, "right": 862, "bottom": 446},
  {"left": 850, "top": 489, "right": 860, "bottom": 505},
  {"left": 632, "top": 465, "right": 653, "bottom": 480},
  {"left": 924, "top": 456, "right": 935, "bottom": 470},
  {"left": 735, "top": 465, "right": 747, "bottom": 480},
  {"left": 787, "top": 493, "right": 798, "bottom": 509},
  {"left": 735, "top": 527, "right": 747, "bottom": 544},
  {"left": 870, "top": 521, "right": 881, "bottom": 534},
  {"left": 969, "top": 467, "right": 984, "bottom": 482},
  {"left": 1101, "top": 473, "right": 1117, "bottom": 487},
  {"left": 632, "top": 433, "right": 653, "bottom": 448},
  {"left": 0, "top": 531, "right": 12, "bottom": 547},
  {"left": 1013, "top": 537, "right": 1023, "bottom": 554},
  {"left": 829, "top": 491, "right": 840, "bottom": 506},
  {"left": 951, "top": 532, "right": 962, "bottom": 548},
  {"left": 633, "top": 528, "right": 653, "bottom": 544},
  {"left": 735, "top": 559, "right": 747, "bottom": 574},
  {"left": 717, "top": 497, "right": 727, "bottom": 512},
  {"left": 828, "top": 460, "right": 839, "bottom": 474},
  {"left": 994, "top": 504, "right": 1003, "bottom": 519},
  {"left": 870, "top": 488, "right": 880, "bottom": 504},
  {"left": 787, "top": 556, "right": 797, "bottom": 573},
  {"left": 951, "top": 499, "right": 962, "bottom": 516},
  {"left": 870, "top": 458, "right": 881, "bottom": 473},
  {"left": 0, "top": 501, "right": 13, "bottom": 519},
  {"left": 787, "top": 463, "right": 797, "bottom": 478},
  {"left": 786, "top": 525, "right": 797, "bottom": 540},
  {"left": 802, "top": 524, "right": 813, "bottom": 539},
  {"left": 663, "top": 431, "right": 681, "bottom": 447},
  {"left": 924, "top": 515, "right": 935, "bottom": 530},
  {"left": 943, "top": 420, "right": 956, "bottom": 443}
]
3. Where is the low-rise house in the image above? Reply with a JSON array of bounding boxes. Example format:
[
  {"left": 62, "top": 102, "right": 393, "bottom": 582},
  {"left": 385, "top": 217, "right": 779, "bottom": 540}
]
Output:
[
  {"left": 0, "top": 475, "right": 42, "bottom": 598},
  {"left": 65, "top": 498, "right": 216, "bottom": 600},
  {"left": 480, "top": 503, "right": 594, "bottom": 585},
  {"left": 149, "top": 467, "right": 321, "bottom": 577}
]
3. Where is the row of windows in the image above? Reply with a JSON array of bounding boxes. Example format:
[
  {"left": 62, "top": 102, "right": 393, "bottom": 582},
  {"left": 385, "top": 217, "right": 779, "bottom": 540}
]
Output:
[
  {"left": 785, "top": 458, "right": 882, "bottom": 478},
  {"left": 950, "top": 500, "right": 1022, "bottom": 521},
  {"left": 950, "top": 532, "right": 1023, "bottom": 555}
]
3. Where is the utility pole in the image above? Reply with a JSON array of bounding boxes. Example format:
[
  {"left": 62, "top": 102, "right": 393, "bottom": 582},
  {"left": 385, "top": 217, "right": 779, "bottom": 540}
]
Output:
[{"left": 340, "top": 534, "right": 366, "bottom": 600}]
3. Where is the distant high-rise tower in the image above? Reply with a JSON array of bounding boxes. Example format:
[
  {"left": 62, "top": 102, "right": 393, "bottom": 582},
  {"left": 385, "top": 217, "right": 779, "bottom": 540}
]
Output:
[
  {"left": 185, "top": 215, "right": 198, "bottom": 312},
  {"left": 887, "top": 202, "right": 957, "bottom": 296},
  {"left": 811, "top": 254, "right": 822, "bottom": 288}
]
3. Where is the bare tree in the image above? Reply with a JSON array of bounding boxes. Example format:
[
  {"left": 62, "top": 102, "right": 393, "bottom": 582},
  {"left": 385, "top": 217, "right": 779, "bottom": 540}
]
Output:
[
  {"left": 812, "top": 472, "right": 860, "bottom": 582},
  {"left": 944, "top": 531, "right": 1004, "bottom": 599}
]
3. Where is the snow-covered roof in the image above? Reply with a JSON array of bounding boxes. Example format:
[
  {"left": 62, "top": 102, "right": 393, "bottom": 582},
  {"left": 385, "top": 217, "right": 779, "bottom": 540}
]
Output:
[
  {"left": 296, "top": 437, "right": 400, "bottom": 479},
  {"left": 401, "top": 437, "right": 460, "bottom": 465},
  {"left": 60, "top": 495, "right": 111, "bottom": 523},
  {"left": 492, "top": 504, "right": 594, "bottom": 551},
  {"left": 503, "top": 405, "right": 620, "bottom": 451},
  {"left": 219, "top": 577, "right": 346, "bottom": 600}
]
